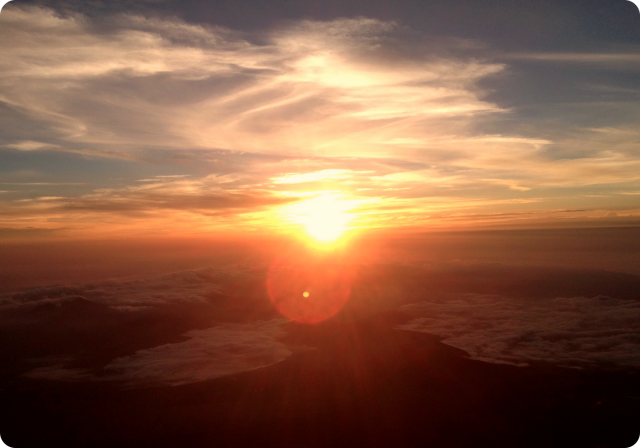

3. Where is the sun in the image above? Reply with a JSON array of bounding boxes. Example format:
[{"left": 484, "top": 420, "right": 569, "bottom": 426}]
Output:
[{"left": 288, "top": 194, "right": 352, "bottom": 242}]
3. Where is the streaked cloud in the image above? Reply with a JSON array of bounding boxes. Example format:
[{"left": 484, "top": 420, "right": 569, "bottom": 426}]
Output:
[
  {"left": 507, "top": 53, "right": 640, "bottom": 63},
  {"left": 272, "top": 169, "right": 360, "bottom": 184},
  {"left": 4, "top": 141, "right": 62, "bottom": 151},
  {"left": 0, "top": 6, "right": 639, "bottom": 235}
]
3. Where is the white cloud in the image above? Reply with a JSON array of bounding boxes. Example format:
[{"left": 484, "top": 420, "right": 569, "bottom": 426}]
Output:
[
  {"left": 398, "top": 294, "right": 640, "bottom": 369},
  {"left": 21, "top": 318, "right": 293, "bottom": 386},
  {"left": 8, "top": 267, "right": 295, "bottom": 386},
  {"left": 104, "top": 319, "right": 291, "bottom": 386}
]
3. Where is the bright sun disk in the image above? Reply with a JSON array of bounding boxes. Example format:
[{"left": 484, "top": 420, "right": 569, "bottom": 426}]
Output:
[{"left": 288, "top": 194, "right": 353, "bottom": 242}]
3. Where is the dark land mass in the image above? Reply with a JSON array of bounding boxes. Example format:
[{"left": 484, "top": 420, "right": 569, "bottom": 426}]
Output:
[
  {"left": 1, "top": 311, "right": 639, "bottom": 448},
  {"left": 0, "top": 264, "right": 639, "bottom": 447}
]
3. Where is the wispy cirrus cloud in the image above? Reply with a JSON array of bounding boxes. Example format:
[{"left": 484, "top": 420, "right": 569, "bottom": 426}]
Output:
[
  {"left": 0, "top": 175, "right": 298, "bottom": 235},
  {"left": 0, "top": 7, "right": 504, "bottom": 155},
  {"left": 0, "top": 6, "right": 639, "bottom": 235}
]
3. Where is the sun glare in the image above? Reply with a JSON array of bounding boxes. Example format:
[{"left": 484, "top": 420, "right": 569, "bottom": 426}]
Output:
[{"left": 287, "top": 194, "right": 353, "bottom": 242}]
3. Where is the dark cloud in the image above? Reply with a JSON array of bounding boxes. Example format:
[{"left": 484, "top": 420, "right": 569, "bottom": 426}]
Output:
[
  {"left": 0, "top": 227, "right": 67, "bottom": 239},
  {"left": 0, "top": 182, "right": 297, "bottom": 221},
  {"left": 0, "top": 267, "right": 254, "bottom": 309},
  {"left": 54, "top": 190, "right": 295, "bottom": 215},
  {"left": 13, "top": 0, "right": 170, "bottom": 20},
  {"left": 25, "top": 363, "right": 92, "bottom": 381}
]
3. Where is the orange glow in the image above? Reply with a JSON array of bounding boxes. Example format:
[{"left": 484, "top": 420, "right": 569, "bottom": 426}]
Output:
[
  {"left": 284, "top": 194, "right": 354, "bottom": 242},
  {"left": 266, "top": 251, "right": 354, "bottom": 324}
]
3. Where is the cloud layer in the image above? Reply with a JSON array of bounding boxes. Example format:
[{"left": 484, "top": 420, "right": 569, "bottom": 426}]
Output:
[
  {"left": 399, "top": 294, "right": 640, "bottom": 369},
  {"left": 5, "top": 262, "right": 640, "bottom": 385},
  {"left": 104, "top": 319, "right": 290, "bottom": 386},
  {"left": 25, "top": 319, "right": 291, "bottom": 386},
  {"left": 3, "top": 266, "right": 294, "bottom": 386},
  {"left": 0, "top": 266, "right": 256, "bottom": 309}
]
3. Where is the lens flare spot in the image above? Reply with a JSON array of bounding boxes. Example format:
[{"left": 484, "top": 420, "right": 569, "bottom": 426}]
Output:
[{"left": 267, "top": 257, "right": 354, "bottom": 324}]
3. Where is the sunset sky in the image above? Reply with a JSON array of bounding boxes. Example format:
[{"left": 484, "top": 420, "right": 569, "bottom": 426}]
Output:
[
  {"left": 1, "top": 0, "right": 640, "bottom": 241},
  {"left": 2, "top": 4, "right": 640, "bottom": 447}
]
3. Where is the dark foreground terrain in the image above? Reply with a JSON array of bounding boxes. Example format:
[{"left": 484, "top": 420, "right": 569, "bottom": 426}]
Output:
[
  {"left": 1, "top": 263, "right": 640, "bottom": 447},
  {"left": 1, "top": 312, "right": 639, "bottom": 448}
]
